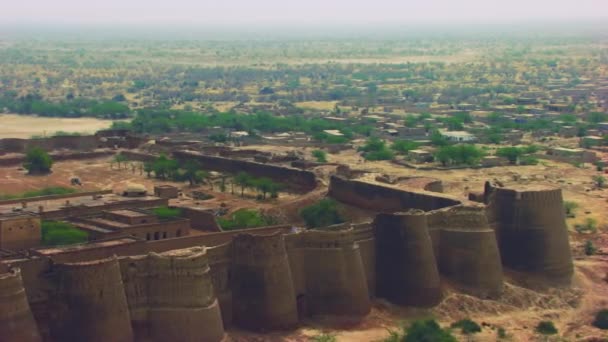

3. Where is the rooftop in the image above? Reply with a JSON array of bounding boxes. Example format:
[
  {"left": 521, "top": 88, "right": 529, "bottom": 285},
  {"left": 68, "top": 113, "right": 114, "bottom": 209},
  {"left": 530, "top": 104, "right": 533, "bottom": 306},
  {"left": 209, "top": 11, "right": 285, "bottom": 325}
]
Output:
[
  {"left": 32, "top": 237, "right": 140, "bottom": 257},
  {"left": 0, "top": 193, "right": 163, "bottom": 216},
  {"left": 107, "top": 209, "right": 150, "bottom": 218},
  {"left": 323, "top": 130, "right": 344, "bottom": 137}
]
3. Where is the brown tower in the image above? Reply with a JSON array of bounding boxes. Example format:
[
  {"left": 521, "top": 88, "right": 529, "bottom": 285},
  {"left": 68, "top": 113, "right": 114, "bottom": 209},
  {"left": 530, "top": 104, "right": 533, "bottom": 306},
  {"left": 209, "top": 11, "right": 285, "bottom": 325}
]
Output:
[
  {"left": 374, "top": 211, "right": 442, "bottom": 307},
  {"left": 120, "top": 247, "right": 225, "bottom": 342},
  {"left": 231, "top": 232, "right": 298, "bottom": 331},
  {"left": 0, "top": 269, "right": 41, "bottom": 342},
  {"left": 432, "top": 205, "right": 503, "bottom": 298},
  {"left": 288, "top": 226, "right": 371, "bottom": 318},
  {"left": 49, "top": 257, "right": 133, "bottom": 342},
  {"left": 486, "top": 182, "right": 573, "bottom": 285}
]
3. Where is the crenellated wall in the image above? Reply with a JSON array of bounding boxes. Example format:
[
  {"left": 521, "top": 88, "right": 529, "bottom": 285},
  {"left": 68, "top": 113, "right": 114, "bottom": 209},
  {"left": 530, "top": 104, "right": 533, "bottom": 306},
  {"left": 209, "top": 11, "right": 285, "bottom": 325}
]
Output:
[
  {"left": 0, "top": 177, "right": 576, "bottom": 339},
  {"left": 286, "top": 226, "right": 371, "bottom": 318},
  {"left": 0, "top": 269, "right": 41, "bottom": 342},
  {"left": 428, "top": 205, "right": 503, "bottom": 298},
  {"left": 119, "top": 247, "right": 225, "bottom": 342},
  {"left": 231, "top": 232, "right": 298, "bottom": 331},
  {"left": 374, "top": 211, "right": 442, "bottom": 307},
  {"left": 485, "top": 182, "right": 573, "bottom": 285},
  {"left": 48, "top": 257, "right": 133, "bottom": 342}
]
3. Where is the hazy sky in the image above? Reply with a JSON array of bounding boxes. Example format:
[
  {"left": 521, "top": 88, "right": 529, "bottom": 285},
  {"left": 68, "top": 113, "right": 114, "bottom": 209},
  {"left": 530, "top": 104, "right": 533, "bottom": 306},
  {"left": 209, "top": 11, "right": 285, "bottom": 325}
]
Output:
[{"left": 1, "top": 0, "right": 607, "bottom": 27}]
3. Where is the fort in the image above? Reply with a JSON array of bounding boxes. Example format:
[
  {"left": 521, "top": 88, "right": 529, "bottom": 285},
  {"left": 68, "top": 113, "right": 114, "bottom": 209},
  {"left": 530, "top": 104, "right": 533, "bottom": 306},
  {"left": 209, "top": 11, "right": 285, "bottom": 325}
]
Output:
[{"left": 0, "top": 170, "right": 574, "bottom": 340}]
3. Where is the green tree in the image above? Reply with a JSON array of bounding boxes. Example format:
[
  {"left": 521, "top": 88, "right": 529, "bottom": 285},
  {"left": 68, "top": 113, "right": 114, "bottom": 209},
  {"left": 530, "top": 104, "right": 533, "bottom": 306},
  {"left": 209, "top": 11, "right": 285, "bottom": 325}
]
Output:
[
  {"left": 563, "top": 201, "right": 578, "bottom": 218},
  {"left": 23, "top": 147, "right": 53, "bottom": 174},
  {"left": 235, "top": 172, "right": 252, "bottom": 197},
  {"left": 143, "top": 162, "right": 153, "bottom": 177},
  {"left": 113, "top": 153, "right": 128, "bottom": 170},
  {"left": 593, "top": 175, "right": 605, "bottom": 188},
  {"left": 152, "top": 154, "right": 179, "bottom": 180},
  {"left": 312, "top": 150, "right": 328, "bottom": 163},
  {"left": 300, "top": 199, "right": 344, "bottom": 229},
  {"left": 451, "top": 319, "right": 481, "bottom": 341},
  {"left": 430, "top": 130, "right": 449, "bottom": 146},
  {"left": 254, "top": 177, "right": 277, "bottom": 200},
  {"left": 535, "top": 321, "right": 558, "bottom": 340},
  {"left": 496, "top": 147, "right": 522, "bottom": 164},
  {"left": 435, "top": 144, "right": 484, "bottom": 166},
  {"left": 592, "top": 309, "right": 608, "bottom": 330},
  {"left": 391, "top": 140, "right": 419, "bottom": 154},
  {"left": 218, "top": 209, "right": 272, "bottom": 230},
  {"left": 584, "top": 240, "right": 596, "bottom": 256},
  {"left": 183, "top": 161, "right": 207, "bottom": 186},
  {"left": 311, "top": 333, "right": 337, "bottom": 342},
  {"left": 404, "top": 319, "right": 457, "bottom": 342}
]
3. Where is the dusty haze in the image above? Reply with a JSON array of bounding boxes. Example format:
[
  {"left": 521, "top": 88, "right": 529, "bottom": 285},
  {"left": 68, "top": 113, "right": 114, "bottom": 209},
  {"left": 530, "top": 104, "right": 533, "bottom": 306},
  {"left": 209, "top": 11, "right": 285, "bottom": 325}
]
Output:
[{"left": 1, "top": 0, "right": 607, "bottom": 27}]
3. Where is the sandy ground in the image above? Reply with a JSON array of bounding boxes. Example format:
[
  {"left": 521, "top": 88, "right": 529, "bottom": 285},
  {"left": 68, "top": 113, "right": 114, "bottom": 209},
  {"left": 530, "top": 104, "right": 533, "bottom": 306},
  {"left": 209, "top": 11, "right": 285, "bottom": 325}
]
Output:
[
  {"left": 0, "top": 113, "right": 117, "bottom": 138},
  {"left": 1, "top": 155, "right": 607, "bottom": 341}
]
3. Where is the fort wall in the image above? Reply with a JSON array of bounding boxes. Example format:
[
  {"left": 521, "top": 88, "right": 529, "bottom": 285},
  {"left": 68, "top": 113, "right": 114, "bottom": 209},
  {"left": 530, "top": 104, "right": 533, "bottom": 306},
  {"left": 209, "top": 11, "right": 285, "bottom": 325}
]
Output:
[
  {"left": 328, "top": 175, "right": 461, "bottom": 212},
  {"left": 485, "top": 183, "right": 573, "bottom": 285},
  {"left": 430, "top": 205, "right": 503, "bottom": 298},
  {"left": 373, "top": 211, "right": 441, "bottom": 307},
  {"left": 231, "top": 232, "right": 298, "bottom": 331},
  {"left": 351, "top": 223, "right": 376, "bottom": 298},
  {"left": 0, "top": 269, "right": 41, "bottom": 342},
  {"left": 286, "top": 227, "right": 371, "bottom": 318},
  {"left": 0, "top": 135, "right": 99, "bottom": 154},
  {"left": 180, "top": 206, "right": 221, "bottom": 232},
  {"left": 0, "top": 190, "right": 112, "bottom": 206},
  {"left": 119, "top": 248, "right": 224, "bottom": 342},
  {"left": 206, "top": 242, "right": 233, "bottom": 326},
  {"left": 49, "top": 257, "right": 133, "bottom": 342},
  {"left": 173, "top": 151, "right": 317, "bottom": 191},
  {"left": 0, "top": 150, "right": 114, "bottom": 167}
]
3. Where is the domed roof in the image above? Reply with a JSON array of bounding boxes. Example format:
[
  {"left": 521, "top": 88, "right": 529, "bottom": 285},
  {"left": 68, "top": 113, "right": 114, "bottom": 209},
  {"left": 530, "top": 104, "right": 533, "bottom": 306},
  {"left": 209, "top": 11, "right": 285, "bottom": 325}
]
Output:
[{"left": 125, "top": 183, "right": 146, "bottom": 192}]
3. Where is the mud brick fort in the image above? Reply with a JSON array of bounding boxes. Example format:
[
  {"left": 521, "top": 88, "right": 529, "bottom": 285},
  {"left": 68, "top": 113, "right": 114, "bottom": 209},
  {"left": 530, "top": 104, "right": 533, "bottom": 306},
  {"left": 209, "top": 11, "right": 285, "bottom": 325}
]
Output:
[{"left": 0, "top": 132, "right": 574, "bottom": 341}]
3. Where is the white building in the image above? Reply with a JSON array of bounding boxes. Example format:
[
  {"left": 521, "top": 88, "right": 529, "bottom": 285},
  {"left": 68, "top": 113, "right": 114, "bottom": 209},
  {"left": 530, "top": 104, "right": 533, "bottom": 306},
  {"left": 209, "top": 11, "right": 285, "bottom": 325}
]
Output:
[{"left": 439, "top": 130, "right": 477, "bottom": 142}]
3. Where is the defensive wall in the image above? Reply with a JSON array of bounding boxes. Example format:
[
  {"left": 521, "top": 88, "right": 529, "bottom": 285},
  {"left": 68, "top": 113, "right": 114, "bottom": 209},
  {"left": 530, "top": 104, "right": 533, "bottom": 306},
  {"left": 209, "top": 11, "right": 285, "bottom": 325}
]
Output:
[
  {"left": 0, "top": 135, "right": 99, "bottom": 154},
  {"left": 0, "top": 269, "right": 41, "bottom": 342},
  {"left": 119, "top": 150, "right": 318, "bottom": 191},
  {"left": 328, "top": 175, "right": 461, "bottom": 212},
  {"left": 0, "top": 178, "right": 574, "bottom": 339},
  {"left": 484, "top": 182, "right": 573, "bottom": 285},
  {"left": 0, "top": 150, "right": 115, "bottom": 167},
  {"left": 119, "top": 248, "right": 224, "bottom": 341},
  {"left": 328, "top": 175, "right": 567, "bottom": 296},
  {"left": 49, "top": 257, "right": 133, "bottom": 342},
  {"left": 0, "top": 131, "right": 142, "bottom": 155},
  {"left": 0, "top": 190, "right": 112, "bottom": 207},
  {"left": 173, "top": 150, "right": 317, "bottom": 191}
]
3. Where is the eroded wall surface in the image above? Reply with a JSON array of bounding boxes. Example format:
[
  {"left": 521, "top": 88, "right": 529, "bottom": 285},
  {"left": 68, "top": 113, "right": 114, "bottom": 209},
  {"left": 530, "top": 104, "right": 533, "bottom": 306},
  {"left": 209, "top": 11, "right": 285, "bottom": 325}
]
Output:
[
  {"left": 119, "top": 247, "right": 225, "bottom": 342},
  {"left": 48, "top": 257, "right": 133, "bottom": 342},
  {"left": 231, "top": 232, "right": 298, "bottom": 331},
  {"left": 485, "top": 182, "right": 573, "bottom": 285},
  {"left": 0, "top": 269, "right": 41, "bottom": 342},
  {"left": 0, "top": 179, "right": 575, "bottom": 339},
  {"left": 374, "top": 211, "right": 442, "bottom": 306}
]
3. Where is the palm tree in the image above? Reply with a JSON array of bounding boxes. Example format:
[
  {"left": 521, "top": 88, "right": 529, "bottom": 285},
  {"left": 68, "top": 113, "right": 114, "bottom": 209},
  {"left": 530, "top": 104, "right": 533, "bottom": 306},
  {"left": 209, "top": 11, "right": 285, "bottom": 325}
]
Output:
[{"left": 235, "top": 172, "right": 250, "bottom": 197}]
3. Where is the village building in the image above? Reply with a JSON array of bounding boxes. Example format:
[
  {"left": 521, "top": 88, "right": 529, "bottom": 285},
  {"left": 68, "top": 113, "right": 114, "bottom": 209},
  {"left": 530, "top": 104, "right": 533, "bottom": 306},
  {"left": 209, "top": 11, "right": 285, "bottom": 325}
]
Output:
[
  {"left": 0, "top": 212, "right": 41, "bottom": 251},
  {"left": 439, "top": 130, "right": 477, "bottom": 142},
  {"left": 154, "top": 185, "right": 180, "bottom": 199},
  {"left": 407, "top": 149, "right": 434, "bottom": 163}
]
